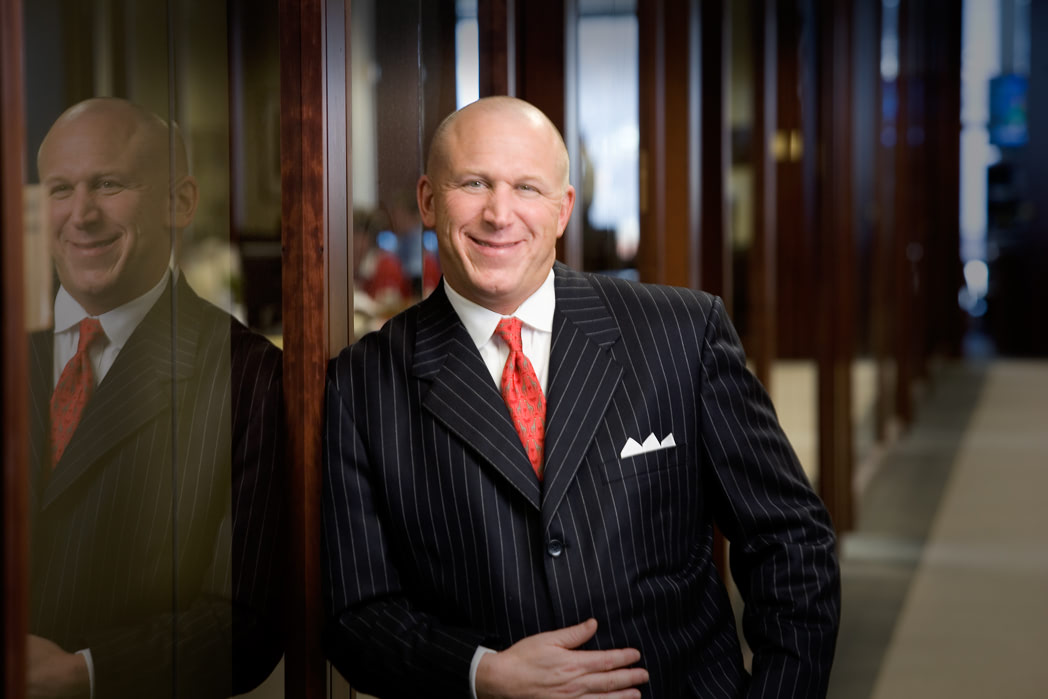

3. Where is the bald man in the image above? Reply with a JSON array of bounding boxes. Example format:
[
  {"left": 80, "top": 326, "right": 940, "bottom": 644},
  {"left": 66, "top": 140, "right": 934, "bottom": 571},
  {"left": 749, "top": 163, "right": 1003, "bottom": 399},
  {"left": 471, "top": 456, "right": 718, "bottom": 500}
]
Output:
[
  {"left": 322, "top": 96, "right": 840, "bottom": 698},
  {"left": 27, "top": 98, "right": 284, "bottom": 698}
]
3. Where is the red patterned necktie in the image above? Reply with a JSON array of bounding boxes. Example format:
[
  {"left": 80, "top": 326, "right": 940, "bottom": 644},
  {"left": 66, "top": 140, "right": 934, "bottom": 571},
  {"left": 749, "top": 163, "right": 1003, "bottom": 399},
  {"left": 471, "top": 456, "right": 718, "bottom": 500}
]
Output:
[
  {"left": 50, "top": 317, "right": 106, "bottom": 468},
  {"left": 495, "top": 317, "right": 546, "bottom": 479}
]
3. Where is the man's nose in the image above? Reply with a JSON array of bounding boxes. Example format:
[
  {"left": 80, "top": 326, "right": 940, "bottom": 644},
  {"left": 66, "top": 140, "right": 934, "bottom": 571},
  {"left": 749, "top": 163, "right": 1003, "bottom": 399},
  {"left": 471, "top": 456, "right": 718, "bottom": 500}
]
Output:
[
  {"left": 69, "top": 187, "right": 101, "bottom": 228},
  {"left": 483, "top": 184, "right": 514, "bottom": 229}
]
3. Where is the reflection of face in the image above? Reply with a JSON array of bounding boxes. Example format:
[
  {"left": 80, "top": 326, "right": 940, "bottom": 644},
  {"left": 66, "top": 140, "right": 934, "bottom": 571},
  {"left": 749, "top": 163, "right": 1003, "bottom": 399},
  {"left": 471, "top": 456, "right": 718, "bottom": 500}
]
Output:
[
  {"left": 418, "top": 100, "right": 575, "bottom": 315},
  {"left": 38, "top": 103, "right": 184, "bottom": 316}
]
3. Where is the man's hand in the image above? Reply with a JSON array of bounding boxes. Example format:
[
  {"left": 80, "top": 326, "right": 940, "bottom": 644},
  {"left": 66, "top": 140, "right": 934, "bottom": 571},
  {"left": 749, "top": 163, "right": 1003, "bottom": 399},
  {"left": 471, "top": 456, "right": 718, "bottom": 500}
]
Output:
[
  {"left": 476, "top": 618, "right": 649, "bottom": 699},
  {"left": 27, "top": 635, "right": 90, "bottom": 699}
]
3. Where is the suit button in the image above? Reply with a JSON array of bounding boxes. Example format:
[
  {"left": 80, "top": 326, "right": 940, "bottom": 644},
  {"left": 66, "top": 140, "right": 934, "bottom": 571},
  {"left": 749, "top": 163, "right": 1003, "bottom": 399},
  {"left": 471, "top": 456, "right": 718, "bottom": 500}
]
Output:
[{"left": 547, "top": 539, "right": 564, "bottom": 557}]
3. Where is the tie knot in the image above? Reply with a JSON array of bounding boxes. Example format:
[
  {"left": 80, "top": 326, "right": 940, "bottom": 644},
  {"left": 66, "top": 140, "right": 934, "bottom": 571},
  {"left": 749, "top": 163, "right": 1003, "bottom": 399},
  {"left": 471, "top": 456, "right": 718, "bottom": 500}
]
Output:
[
  {"left": 495, "top": 317, "right": 524, "bottom": 353},
  {"left": 77, "top": 318, "right": 105, "bottom": 353}
]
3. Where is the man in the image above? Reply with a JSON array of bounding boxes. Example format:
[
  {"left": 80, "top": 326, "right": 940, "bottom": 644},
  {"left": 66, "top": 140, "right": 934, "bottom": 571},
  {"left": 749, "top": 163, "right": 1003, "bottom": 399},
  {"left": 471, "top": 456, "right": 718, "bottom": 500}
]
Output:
[
  {"left": 27, "top": 98, "right": 284, "bottom": 698},
  {"left": 323, "top": 96, "right": 840, "bottom": 698}
]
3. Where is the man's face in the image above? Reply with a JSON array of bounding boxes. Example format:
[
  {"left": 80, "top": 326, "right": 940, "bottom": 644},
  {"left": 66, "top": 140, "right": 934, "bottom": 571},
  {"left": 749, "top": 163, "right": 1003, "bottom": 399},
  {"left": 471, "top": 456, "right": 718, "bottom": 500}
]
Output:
[
  {"left": 38, "top": 110, "right": 176, "bottom": 316},
  {"left": 418, "top": 105, "right": 575, "bottom": 315}
]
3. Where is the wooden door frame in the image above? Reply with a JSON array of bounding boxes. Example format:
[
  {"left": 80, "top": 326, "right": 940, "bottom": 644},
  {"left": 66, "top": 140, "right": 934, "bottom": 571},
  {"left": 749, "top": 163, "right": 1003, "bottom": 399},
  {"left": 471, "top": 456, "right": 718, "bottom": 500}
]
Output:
[{"left": 1, "top": 0, "right": 29, "bottom": 693}]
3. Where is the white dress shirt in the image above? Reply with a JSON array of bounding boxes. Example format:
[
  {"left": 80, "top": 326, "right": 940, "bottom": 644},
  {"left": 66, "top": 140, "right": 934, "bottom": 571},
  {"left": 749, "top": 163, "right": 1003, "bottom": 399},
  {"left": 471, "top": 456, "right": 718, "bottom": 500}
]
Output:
[
  {"left": 50, "top": 270, "right": 171, "bottom": 699},
  {"left": 52, "top": 270, "right": 172, "bottom": 388},
  {"left": 443, "top": 268, "right": 557, "bottom": 698}
]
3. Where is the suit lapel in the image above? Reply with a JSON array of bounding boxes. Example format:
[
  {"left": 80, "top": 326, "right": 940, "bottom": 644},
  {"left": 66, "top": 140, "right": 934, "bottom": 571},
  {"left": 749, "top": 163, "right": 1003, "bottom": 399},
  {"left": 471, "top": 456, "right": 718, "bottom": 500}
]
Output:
[
  {"left": 42, "top": 278, "right": 200, "bottom": 509},
  {"left": 541, "top": 264, "right": 623, "bottom": 527},
  {"left": 414, "top": 284, "right": 542, "bottom": 510}
]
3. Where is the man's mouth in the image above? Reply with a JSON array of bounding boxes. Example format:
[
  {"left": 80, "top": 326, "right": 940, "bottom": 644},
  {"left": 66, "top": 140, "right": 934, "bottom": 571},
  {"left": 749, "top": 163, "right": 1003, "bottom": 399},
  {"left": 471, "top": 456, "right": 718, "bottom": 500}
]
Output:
[
  {"left": 471, "top": 237, "right": 518, "bottom": 250},
  {"left": 70, "top": 235, "right": 120, "bottom": 253}
]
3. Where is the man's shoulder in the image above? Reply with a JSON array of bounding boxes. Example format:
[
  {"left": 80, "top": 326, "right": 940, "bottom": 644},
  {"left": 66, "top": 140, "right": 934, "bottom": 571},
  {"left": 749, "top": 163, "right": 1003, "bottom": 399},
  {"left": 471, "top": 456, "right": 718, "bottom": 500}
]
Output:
[
  {"left": 176, "top": 277, "right": 282, "bottom": 372},
  {"left": 329, "top": 295, "right": 427, "bottom": 377},
  {"left": 556, "top": 264, "right": 721, "bottom": 319}
]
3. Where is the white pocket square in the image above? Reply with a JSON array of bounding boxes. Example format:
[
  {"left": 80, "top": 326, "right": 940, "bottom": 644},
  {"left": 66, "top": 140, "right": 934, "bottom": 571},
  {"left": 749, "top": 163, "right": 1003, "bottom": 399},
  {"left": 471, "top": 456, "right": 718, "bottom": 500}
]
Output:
[{"left": 620, "top": 432, "right": 676, "bottom": 459}]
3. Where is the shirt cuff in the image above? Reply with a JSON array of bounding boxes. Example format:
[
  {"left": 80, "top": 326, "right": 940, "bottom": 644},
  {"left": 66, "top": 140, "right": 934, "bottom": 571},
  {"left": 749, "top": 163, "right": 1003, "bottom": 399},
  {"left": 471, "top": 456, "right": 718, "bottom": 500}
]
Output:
[
  {"left": 75, "top": 648, "right": 95, "bottom": 699},
  {"left": 469, "top": 646, "right": 497, "bottom": 699}
]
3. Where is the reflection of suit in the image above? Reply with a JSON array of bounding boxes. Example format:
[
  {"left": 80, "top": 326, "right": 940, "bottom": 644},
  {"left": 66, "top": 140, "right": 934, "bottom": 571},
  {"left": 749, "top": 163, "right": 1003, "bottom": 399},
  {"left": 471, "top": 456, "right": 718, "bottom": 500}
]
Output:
[
  {"left": 28, "top": 277, "right": 285, "bottom": 698},
  {"left": 323, "top": 263, "right": 840, "bottom": 698}
]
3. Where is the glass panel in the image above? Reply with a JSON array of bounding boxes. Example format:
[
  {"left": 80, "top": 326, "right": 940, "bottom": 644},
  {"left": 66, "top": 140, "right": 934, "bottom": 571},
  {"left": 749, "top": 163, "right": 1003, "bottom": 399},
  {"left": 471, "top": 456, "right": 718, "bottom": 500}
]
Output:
[
  {"left": 351, "top": 0, "right": 450, "bottom": 339},
  {"left": 576, "top": 0, "right": 640, "bottom": 276},
  {"left": 22, "top": 1, "right": 285, "bottom": 697}
]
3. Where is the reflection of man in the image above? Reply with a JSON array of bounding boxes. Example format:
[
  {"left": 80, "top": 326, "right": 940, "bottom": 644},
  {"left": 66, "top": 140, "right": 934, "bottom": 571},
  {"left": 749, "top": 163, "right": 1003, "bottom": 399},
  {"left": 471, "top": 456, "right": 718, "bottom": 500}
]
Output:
[
  {"left": 323, "top": 96, "right": 840, "bottom": 697},
  {"left": 27, "top": 98, "right": 284, "bottom": 698}
]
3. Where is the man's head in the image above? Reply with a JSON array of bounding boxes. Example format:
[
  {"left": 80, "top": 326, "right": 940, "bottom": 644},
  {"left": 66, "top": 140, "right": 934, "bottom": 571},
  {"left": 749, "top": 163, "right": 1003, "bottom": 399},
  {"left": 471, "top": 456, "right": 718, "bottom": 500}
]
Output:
[
  {"left": 417, "top": 96, "right": 575, "bottom": 315},
  {"left": 37, "top": 97, "right": 198, "bottom": 316}
]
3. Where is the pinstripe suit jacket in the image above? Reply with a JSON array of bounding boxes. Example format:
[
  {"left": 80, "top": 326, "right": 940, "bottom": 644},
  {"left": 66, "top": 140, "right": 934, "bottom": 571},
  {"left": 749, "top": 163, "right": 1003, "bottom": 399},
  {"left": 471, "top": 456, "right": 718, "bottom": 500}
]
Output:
[
  {"left": 28, "top": 277, "right": 285, "bottom": 698},
  {"left": 323, "top": 263, "right": 840, "bottom": 698}
]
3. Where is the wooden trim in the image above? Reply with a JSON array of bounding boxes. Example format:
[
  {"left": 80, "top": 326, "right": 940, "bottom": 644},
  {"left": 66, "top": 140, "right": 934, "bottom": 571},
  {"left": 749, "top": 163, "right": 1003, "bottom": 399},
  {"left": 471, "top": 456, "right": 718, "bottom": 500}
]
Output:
[
  {"left": 698, "top": 0, "right": 731, "bottom": 303},
  {"left": 750, "top": 0, "right": 777, "bottom": 387},
  {"left": 815, "top": 0, "right": 855, "bottom": 533},
  {"left": 638, "top": 0, "right": 700, "bottom": 288},
  {"left": 478, "top": 0, "right": 514, "bottom": 96},
  {"left": 893, "top": 0, "right": 915, "bottom": 425},
  {"left": 637, "top": 0, "right": 665, "bottom": 284},
  {"left": 1, "top": 0, "right": 28, "bottom": 695},
  {"left": 561, "top": 0, "right": 582, "bottom": 271},
  {"left": 279, "top": 0, "right": 329, "bottom": 695}
]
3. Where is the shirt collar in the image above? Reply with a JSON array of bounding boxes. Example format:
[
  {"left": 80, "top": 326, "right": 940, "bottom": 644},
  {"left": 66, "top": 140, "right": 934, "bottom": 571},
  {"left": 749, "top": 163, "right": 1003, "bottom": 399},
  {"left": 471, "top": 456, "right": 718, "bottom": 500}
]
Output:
[
  {"left": 53, "top": 269, "right": 173, "bottom": 349},
  {"left": 444, "top": 268, "right": 557, "bottom": 350}
]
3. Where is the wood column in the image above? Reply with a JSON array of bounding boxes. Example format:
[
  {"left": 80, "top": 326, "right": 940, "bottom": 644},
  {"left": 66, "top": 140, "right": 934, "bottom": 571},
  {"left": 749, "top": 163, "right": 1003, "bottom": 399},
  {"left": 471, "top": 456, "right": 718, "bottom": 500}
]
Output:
[
  {"left": 750, "top": 0, "right": 777, "bottom": 387},
  {"left": 1, "top": 0, "right": 28, "bottom": 695},
  {"left": 638, "top": 0, "right": 700, "bottom": 288},
  {"left": 698, "top": 0, "right": 731, "bottom": 302},
  {"left": 279, "top": 0, "right": 349, "bottom": 695},
  {"left": 814, "top": 0, "right": 856, "bottom": 533}
]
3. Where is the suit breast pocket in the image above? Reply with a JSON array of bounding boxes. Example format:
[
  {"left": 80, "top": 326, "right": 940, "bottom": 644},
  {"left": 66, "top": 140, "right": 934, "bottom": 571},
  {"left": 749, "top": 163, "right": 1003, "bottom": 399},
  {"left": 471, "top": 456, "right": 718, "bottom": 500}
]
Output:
[{"left": 601, "top": 439, "right": 686, "bottom": 483}]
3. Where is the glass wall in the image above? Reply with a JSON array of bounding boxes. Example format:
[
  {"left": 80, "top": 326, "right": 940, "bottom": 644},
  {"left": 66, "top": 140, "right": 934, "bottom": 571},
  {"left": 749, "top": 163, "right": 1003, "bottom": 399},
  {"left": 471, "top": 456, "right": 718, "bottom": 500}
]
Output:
[
  {"left": 576, "top": 0, "right": 639, "bottom": 276},
  {"left": 20, "top": 1, "right": 286, "bottom": 697}
]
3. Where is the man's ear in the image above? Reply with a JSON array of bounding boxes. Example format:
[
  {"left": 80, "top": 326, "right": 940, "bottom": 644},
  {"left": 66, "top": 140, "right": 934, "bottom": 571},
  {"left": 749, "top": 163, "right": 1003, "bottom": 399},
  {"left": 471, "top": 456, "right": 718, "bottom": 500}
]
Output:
[
  {"left": 417, "top": 175, "right": 437, "bottom": 228},
  {"left": 556, "top": 184, "right": 576, "bottom": 238},
  {"left": 170, "top": 175, "right": 199, "bottom": 229}
]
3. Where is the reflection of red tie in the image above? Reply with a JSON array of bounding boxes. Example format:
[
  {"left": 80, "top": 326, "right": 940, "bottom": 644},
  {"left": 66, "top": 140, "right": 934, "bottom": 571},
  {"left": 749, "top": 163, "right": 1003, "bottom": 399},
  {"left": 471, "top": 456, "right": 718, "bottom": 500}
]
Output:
[
  {"left": 50, "top": 318, "right": 106, "bottom": 467},
  {"left": 495, "top": 317, "right": 546, "bottom": 479}
]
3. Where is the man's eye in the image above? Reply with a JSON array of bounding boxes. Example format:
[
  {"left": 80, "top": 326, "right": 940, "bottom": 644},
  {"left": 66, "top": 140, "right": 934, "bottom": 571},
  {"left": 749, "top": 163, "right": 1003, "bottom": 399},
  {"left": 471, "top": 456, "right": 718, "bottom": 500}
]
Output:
[
  {"left": 49, "top": 184, "right": 72, "bottom": 198},
  {"left": 465, "top": 180, "right": 485, "bottom": 189},
  {"left": 518, "top": 184, "right": 537, "bottom": 193},
  {"left": 98, "top": 179, "right": 122, "bottom": 191}
]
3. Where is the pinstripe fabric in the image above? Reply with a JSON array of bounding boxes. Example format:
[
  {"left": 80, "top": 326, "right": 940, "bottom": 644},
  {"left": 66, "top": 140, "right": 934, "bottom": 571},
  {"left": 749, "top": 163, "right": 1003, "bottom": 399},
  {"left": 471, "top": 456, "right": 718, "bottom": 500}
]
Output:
[
  {"left": 27, "top": 277, "right": 285, "bottom": 699},
  {"left": 323, "top": 263, "right": 840, "bottom": 698}
]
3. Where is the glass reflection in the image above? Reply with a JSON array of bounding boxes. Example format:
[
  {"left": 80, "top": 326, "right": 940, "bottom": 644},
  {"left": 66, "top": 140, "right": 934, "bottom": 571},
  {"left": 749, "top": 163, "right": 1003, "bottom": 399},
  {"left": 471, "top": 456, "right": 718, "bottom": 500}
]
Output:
[
  {"left": 22, "top": 2, "right": 285, "bottom": 697},
  {"left": 351, "top": 0, "right": 450, "bottom": 339},
  {"left": 577, "top": 0, "right": 639, "bottom": 276}
]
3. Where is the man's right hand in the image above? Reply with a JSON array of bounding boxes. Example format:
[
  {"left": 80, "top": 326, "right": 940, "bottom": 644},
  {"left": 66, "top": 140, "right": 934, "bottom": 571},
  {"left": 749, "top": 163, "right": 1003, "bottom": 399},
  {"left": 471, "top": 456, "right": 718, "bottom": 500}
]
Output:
[{"left": 475, "top": 618, "right": 649, "bottom": 699}]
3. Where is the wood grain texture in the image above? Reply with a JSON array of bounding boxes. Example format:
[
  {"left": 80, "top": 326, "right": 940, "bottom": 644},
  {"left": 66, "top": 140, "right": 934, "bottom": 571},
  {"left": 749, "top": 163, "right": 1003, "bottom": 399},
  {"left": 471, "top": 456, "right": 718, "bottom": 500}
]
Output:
[
  {"left": 1, "top": 0, "right": 28, "bottom": 694},
  {"left": 279, "top": 0, "right": 328, "bottom": 695}
]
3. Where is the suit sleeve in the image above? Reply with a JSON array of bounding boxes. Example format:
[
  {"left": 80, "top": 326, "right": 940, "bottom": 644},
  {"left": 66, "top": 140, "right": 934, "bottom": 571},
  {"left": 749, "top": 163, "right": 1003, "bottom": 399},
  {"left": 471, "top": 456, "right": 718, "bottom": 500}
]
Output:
[
  {"left": 322, "top": 361, "right": 492, "bottom": 698},
  {"left": 84, "top": 328, "right": 285, "bottom": 698},
  {"left": 698, "top": 298, "right": 841, "bottom": 699}
]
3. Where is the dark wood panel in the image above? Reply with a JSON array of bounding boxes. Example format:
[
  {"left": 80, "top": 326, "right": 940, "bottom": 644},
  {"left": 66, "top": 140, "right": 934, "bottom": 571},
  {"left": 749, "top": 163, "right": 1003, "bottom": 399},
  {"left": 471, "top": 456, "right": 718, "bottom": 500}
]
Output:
[
  {"left": 2, "top": 0, "right": 28, "bottom": 694},
  {"left": 478, "top": 0, "right": 513, "bottom": 96},
  {"left": 637, "top": 0, "right": 700, "bottom": 288},
  {"left": 814, "top": 0, "right": 856, "bottom": 533},
  {"left": 749, "top": 0, "right": 777, "bottom": 387},
  {"left": 698, "top": 0, "right": 731, "bottom": 304},
  {"left": 279, "top": 0, "right": 328, "bottom": 695}
]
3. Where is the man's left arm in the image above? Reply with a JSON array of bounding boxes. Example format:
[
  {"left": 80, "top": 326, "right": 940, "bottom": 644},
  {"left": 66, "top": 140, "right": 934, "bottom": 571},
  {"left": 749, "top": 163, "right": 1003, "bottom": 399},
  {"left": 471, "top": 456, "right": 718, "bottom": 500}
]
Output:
[{"left": 698, "top": 298, "right": 841, "bottom": 699}]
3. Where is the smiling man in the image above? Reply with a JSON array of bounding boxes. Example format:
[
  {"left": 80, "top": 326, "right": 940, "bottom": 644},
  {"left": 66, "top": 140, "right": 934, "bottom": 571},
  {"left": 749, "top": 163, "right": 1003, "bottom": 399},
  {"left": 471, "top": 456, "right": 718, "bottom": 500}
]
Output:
[
  {"left": 323, "top": 96, "right": 840, "bottom": 698},
  {"left": 27, "top": 98, "right": 284, "bottom": 699}
]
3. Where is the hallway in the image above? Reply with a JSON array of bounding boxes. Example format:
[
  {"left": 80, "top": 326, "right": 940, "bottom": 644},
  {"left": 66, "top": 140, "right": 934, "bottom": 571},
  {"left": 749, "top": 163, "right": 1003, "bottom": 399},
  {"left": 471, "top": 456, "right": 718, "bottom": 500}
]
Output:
[{"left": 828, "top": 360, "right": 1048, "bottom": 698}]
